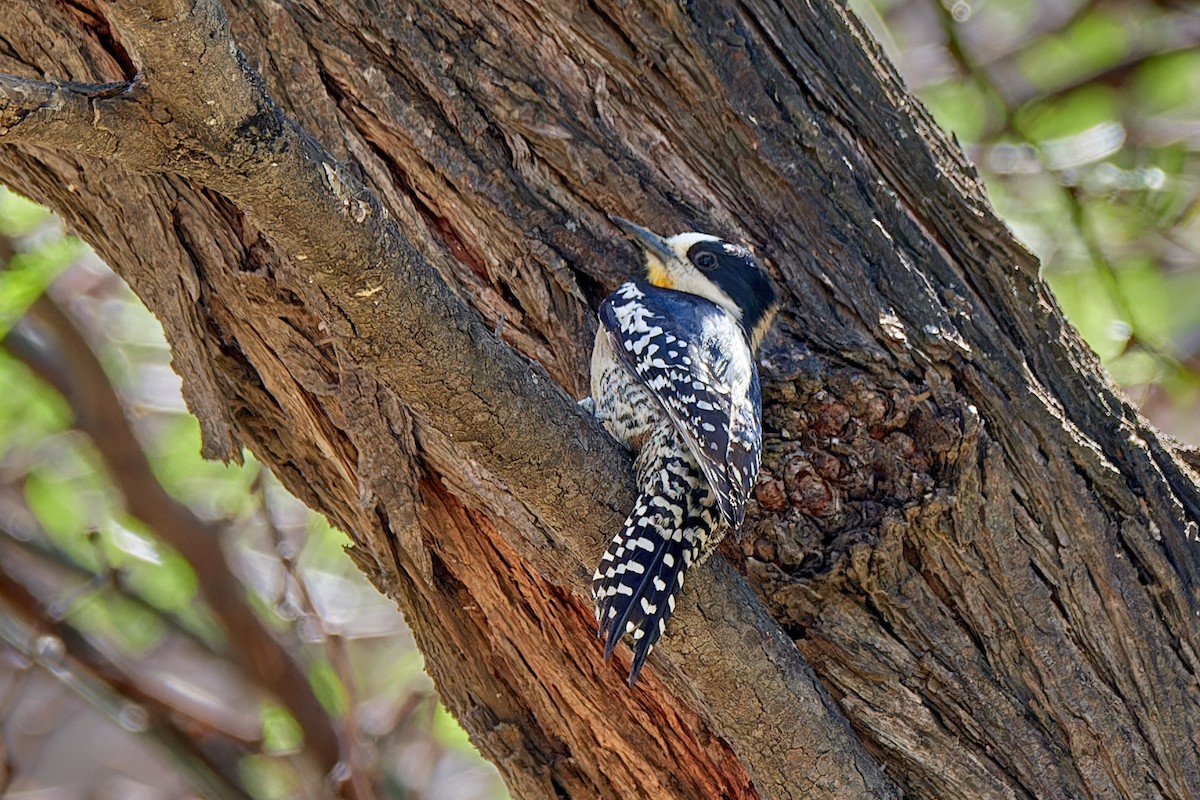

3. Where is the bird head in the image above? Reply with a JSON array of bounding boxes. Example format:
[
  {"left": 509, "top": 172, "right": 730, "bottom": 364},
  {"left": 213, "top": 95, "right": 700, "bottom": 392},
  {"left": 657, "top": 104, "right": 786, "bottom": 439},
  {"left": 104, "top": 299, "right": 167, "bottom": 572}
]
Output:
[{"left": 612, "top": 216, "right": 779, "bottom": 349}]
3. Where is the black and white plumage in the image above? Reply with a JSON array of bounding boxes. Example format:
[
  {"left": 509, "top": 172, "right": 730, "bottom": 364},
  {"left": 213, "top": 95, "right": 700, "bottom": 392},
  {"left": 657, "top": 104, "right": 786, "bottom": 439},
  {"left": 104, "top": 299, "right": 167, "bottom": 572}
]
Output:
[{"left": 583, "top": 217, "right": 779, "bottom": 685}]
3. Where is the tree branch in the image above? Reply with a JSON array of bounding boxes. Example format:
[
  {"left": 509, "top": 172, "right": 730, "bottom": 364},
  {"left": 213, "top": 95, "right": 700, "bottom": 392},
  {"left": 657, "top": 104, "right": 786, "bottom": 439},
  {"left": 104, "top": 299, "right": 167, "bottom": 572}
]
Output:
[
  {"left": 0, "top": 73, "right": 171, "bottom": 165},
  {"left": 15, "top": 0, "right": 1195, "bottom": 796},
  {"left": 0, "top": 3, "right": 898, "bottom": 796}
]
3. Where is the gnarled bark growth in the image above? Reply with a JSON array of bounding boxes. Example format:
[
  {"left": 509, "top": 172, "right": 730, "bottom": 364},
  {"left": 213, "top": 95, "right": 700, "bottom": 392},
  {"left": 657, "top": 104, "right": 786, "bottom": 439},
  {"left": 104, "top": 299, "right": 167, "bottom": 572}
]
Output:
[{"left": 1, "top": 1, "right": 1198, "bottom": 798}]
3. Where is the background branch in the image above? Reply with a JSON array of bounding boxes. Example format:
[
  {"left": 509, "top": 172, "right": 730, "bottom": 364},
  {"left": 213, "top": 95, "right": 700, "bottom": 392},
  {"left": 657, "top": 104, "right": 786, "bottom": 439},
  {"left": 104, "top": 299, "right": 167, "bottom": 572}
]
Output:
[
  {"left": 0, "top": 558, "right": 256, "bottom": 800},
  {"left": 2, "top": 290, "right": 344, "bottom": 777},
  {"left": 0, "top": 507, "right": 220, "bottom": 656}
]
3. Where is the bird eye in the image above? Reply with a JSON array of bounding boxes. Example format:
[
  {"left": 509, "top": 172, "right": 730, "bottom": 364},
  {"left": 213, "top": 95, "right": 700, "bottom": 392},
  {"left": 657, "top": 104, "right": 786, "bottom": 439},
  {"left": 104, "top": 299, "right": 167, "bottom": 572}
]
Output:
[{"left": 694, "top": 252, "right": 718, "bottom": 270}]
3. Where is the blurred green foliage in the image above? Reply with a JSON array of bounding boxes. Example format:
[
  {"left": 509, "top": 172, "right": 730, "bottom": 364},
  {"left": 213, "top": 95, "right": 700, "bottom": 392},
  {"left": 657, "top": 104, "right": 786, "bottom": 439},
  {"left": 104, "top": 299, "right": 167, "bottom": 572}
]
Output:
[
  {"left": 0, "top": 186, "right": 506, "bottom": 798},
  {"left": 857, "top": 0, "right": 1200, "bottom": 441},
  {"left": 0, "top": 191, "right": 80, "bottom": 337}
]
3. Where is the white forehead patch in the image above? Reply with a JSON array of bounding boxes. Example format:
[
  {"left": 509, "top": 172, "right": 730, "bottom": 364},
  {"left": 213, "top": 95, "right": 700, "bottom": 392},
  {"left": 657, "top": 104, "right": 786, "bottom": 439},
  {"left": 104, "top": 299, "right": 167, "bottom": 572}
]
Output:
[
  {"left": 653, "top": 232, "right": 743, "bottom": 320},
  {"left": 665, "top": 232, "right": 722, "bottom": 260}
]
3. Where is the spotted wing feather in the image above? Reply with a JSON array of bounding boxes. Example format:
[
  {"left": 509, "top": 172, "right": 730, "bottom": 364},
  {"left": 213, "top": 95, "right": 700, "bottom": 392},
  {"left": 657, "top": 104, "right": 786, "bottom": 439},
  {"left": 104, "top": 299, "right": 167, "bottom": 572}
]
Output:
[{"left": 598, "top": 281, "right": 762, "bottom": 527}]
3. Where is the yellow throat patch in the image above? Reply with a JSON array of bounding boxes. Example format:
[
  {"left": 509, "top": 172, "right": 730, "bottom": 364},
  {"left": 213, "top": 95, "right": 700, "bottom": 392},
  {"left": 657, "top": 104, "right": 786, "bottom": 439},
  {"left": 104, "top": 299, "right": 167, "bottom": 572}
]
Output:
[{"left": 646, "top": 256, "right": 674, "bottom": 289}]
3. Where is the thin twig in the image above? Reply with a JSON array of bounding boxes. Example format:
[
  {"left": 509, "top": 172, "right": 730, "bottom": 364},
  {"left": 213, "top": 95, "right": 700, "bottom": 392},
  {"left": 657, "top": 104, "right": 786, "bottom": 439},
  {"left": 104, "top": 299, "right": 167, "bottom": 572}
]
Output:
[
  {"left": 0, "top": 509, "right": 221, "bottom": 654},
  {"left": 256, "top": 474, "right": 375, "bottom": 800},
  {"left": 0, "top": 642, "right": 31, "bottom": 795}
]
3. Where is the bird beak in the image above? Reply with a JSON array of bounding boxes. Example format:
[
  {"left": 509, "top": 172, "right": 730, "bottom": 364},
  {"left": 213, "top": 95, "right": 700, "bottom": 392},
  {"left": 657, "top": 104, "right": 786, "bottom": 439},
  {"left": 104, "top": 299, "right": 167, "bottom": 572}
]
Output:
[{"left": 610, "top": 216, "right": 674, "bottom": 262}]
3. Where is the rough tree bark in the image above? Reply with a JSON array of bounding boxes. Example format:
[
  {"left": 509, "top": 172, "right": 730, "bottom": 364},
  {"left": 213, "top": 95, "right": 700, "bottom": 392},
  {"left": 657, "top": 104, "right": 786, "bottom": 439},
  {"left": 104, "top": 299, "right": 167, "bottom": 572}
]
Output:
[{"left": 2, "top": 0, "right": 1198, "bottom": 798}]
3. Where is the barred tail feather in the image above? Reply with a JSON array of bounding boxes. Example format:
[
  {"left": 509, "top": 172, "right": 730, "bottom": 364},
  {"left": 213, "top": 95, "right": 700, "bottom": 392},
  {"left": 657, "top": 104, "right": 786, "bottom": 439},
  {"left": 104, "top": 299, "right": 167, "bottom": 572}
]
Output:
[
  {"left": 592, "top": 494, "right": 692, "bottom": 683},
  {"left": 591, "top": 448, "right": 718, "bottom": 685}
]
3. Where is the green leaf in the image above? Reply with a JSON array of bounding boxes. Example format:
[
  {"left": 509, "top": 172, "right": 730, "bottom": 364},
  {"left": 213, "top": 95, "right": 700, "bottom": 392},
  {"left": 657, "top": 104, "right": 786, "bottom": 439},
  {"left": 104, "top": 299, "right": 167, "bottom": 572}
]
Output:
[
  {"left": 922, "top": 81, "right": 1000, "bottom": 143},
  {"left": 1015, "top": 85, "right": 1119, "bottom": 142},
  {"left": 24, "top": 470, "right": 95, "bottom": 556},
  {"left": 260, "top": 703, "right": 303, "bottom": 754},
  {"left": 308, "top": 659, "right": 349, "bottom": 716},
  {"left": 1016, "top": 11, "right": 1128, "bottom": 93},
  {"left": 0, "top": 238, "right": 81, "bottom": 338},
  {"left": 239, "top": 754, "right": 298, "bottom": 800},
  {"left": 433, "top": 701, "right": 477, "bottom": 754},
  {"left": 113, "top": 524, "right": 201, "bottom": 613},
  {"left": 69, "top": 592, "right": 166, "bottom": 654},
  {"left": 0, "top": 351, "right": 71, "bottom": 452},
  {"left": 1132, "top": 50, "right": 1200, "bottom": 116},
  {"left": 0, "top": 187, "right": 51, "bottom": 235},
  {"left": 146, "top": 413, "right": 259, "bottom": 517}
]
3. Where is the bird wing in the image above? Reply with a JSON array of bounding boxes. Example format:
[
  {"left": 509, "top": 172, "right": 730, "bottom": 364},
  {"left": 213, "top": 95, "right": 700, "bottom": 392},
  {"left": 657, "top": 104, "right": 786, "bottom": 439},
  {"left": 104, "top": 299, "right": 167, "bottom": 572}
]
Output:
[{"left": 598, "top": 281, "right": 762, "bottom": 527}]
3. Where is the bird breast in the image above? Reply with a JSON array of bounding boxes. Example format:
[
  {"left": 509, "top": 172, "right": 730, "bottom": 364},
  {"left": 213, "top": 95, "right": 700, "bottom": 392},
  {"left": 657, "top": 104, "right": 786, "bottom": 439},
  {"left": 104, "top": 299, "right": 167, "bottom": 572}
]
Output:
[{"left": 590, "top": 328, "right": 666, "bottom": 453}]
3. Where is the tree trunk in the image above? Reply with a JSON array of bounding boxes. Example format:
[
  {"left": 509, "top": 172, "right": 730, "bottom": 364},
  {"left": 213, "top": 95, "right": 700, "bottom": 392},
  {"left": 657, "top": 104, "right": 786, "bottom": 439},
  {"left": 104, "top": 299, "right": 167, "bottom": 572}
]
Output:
[{"left": 2, "top": 1, "right": 1198, "bottom": 798}]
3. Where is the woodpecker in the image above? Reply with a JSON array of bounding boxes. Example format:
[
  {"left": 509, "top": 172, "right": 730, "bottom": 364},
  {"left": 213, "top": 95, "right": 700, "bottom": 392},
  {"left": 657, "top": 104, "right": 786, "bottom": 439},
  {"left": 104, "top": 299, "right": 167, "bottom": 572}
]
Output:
[{"left": 583, "top": 216, "right": 779, "bottom": 685}]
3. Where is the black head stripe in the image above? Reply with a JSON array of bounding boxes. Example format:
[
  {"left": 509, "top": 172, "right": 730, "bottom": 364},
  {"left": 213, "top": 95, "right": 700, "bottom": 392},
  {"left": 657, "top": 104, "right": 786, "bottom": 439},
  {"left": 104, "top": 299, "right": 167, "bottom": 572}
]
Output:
[
  {"left": 685, "top": 240, "right": 777, "bottom": 339},
  {"left": 685, "top": 240, "right": 750, "bottom": 264}
]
